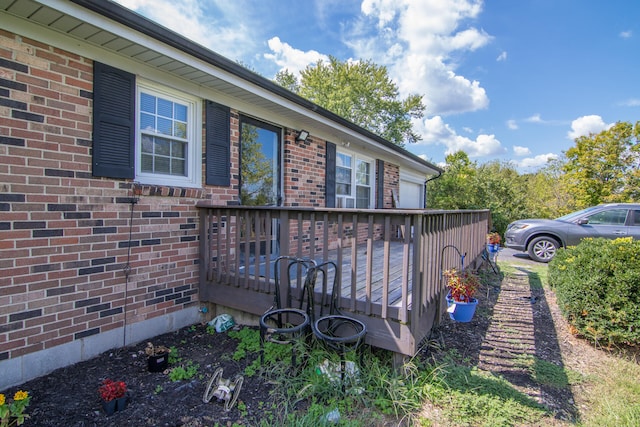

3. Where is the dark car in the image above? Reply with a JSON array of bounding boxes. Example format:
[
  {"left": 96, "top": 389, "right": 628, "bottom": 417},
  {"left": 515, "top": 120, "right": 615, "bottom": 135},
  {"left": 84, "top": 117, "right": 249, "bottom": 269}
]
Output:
[{"left": 505, "top": 203, "right": 640, "bottom": 263}]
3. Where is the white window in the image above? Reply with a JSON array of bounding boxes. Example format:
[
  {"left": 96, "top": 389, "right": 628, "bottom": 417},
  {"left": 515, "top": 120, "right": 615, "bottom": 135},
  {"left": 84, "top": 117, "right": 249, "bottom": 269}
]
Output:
[
  {"left": 336, "top": 151, "right": 374, "bottom": 208},
  {"left": 136, "top": 82, "right": 201, "bottom": 187}
]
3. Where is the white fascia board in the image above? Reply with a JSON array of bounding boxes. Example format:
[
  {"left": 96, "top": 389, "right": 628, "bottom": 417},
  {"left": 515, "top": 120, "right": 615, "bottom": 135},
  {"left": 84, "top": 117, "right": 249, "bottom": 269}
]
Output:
[{"left": 18, "top": 1, "right": 439, "bottom": 175}]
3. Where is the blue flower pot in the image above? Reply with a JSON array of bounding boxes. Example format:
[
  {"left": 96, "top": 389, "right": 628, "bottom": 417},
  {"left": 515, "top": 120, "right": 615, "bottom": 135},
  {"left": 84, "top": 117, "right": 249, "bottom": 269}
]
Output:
[
  {"left": 446, "top": 294, "right": 478, "bottom": 322},
  {"left": 487, "top": 243, "right": 499, "bottom": 254}
]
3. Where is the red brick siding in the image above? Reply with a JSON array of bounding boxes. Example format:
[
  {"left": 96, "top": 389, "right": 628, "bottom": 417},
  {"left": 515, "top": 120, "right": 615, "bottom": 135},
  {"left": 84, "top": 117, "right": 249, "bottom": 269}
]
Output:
[
  {"left": 0, "top": 29, "right": 401, "bottom": 362},
  {"left": 0, "top": 31, "right": 243, "bottom": 361},
  {"left": 283, "top": 131, "right": 326, "bottom": 207}
]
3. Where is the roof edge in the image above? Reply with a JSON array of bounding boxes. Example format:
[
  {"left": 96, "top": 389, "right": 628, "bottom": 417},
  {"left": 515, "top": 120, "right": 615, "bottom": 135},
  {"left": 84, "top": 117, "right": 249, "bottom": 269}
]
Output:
[{"left": 69, "top": 0, "right": 442, "bottom": 174}]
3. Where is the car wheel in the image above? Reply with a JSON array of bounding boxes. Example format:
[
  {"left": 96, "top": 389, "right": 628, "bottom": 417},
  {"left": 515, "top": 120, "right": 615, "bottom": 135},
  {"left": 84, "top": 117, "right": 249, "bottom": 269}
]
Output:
[{"left": 527, "top": 236, "right": 559, "bottom": 263}]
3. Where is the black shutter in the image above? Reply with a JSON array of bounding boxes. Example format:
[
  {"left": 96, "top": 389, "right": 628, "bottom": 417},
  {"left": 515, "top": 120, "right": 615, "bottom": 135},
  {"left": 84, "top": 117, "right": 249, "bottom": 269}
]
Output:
[
  {"left": 205, "top": 101, "right": 231, "bottom": 186},
  {"left": 92, "top": 62, "right": 135, "bottom": 179},
  {"left": 376, "top": 159, "right": 385, "bottom": 208},
  {"left": 325, "top": 141, "right": 336, "bottom": 208}
]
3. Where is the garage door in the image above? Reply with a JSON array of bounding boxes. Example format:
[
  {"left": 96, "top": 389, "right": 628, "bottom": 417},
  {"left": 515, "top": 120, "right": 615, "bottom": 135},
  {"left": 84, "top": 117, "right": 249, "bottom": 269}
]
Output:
[{"left": 399, "top": 180, "right": 423, "bottom": 208}]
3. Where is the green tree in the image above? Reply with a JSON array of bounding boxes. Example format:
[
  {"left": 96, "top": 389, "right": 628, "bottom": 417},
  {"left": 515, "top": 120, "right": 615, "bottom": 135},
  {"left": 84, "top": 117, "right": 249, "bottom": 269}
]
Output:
[
  {"left": 563, "top": 121, "right": 640, "bottom": 208},
  {"left": 427, "top": 151, "right": 478, "bottom": 209},
  {"left": 275, "top": 57, "right": 425, "bottom": 146},
  {"left": 274, "top": 69, "right": 299, "bottom": 93},
  {"left": 522, "top": 156, "right": 575, "bottom": 218},
  {"left": 474, "top": 160, "right": 529, "bottom": 235},
  {"left": 427, "top": 151, "right": 530, "bottom": 235}
]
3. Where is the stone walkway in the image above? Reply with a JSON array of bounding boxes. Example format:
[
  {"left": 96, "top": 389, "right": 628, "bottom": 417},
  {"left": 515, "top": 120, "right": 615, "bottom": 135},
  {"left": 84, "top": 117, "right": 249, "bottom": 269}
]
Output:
[{"left": 478, "top": 271, "right": 542, "bottom": 401}]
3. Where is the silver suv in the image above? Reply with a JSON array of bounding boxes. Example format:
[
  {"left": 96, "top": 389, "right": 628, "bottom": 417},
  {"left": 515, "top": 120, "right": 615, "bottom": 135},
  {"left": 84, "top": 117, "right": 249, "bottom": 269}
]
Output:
[{"left": 505, "top": 203, "right": 640, "bottom": 263}]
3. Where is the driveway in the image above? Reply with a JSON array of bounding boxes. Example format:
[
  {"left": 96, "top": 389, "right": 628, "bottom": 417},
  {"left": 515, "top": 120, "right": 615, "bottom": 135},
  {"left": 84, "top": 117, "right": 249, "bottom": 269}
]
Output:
[{"left": 494, "top": 246, "right": 541, "bottom": 267}]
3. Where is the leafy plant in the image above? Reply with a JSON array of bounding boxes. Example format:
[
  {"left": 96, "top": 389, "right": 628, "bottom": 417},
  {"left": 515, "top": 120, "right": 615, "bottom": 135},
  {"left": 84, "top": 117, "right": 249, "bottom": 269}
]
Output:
[
  {"left": 98, "top": 379, "right": 126, "bottom": 402},
  {"left": 549, "top": 237, "right": 640, "bottom": 346},
  {"left": 0, "top": 391, "right": 31, "bottom": 427},
  {"left": 168, "top": 360, "right": 199, "bottom": 382},
  {"left": 487, "top": 231, "right": 501, "bottom": 244},
  {"left": 167, "top": 346, "right": 180, "bottom": 365},
  {"left": 444, "top": 268, "right": 480, "bottom": 302}
]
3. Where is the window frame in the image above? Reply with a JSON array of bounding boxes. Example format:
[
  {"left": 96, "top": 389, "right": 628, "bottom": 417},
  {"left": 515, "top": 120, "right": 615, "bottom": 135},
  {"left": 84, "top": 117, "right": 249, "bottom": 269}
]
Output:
[
  {"left": 335, "top": 150, "right": 375, "bottom": 209},
  {"left": 135, "top": 81, "right": 202, "bottom": 188},
  {"left": 238, "top": 115, "right": 283, "bottom": 206}
]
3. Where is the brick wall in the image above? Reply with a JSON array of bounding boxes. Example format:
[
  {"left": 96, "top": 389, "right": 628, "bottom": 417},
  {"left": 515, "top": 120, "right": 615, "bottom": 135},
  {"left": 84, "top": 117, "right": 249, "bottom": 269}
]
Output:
[
  {"left": 0, "top": 30, "right": 243, "bottom": 365},
  {"left": 0, "top": 27, "right": 402, "bottom": 381},
  {"left": 283, "top": 131, "right": 326, "bottom": 208}
]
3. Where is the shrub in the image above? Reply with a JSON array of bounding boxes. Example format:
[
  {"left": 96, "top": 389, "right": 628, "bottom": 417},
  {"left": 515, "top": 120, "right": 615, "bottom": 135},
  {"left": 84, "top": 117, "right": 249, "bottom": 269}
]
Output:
[{"left": 549, "top": 237, "right": 640, "bottom": 347}]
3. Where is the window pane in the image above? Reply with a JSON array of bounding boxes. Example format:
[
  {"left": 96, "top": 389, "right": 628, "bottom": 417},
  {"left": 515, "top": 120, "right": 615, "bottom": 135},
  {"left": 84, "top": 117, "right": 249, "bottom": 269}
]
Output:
[
  {"left": 141, "top": 154, "right": 153, "bottom": 172},
  {"left": 336, "top": 167, "right": 351, "bottom": 184},
  {"left": 141, "top": 135, "right": 154, "bottom": 153},
  {"left": 240, "top": 120, "right": 280, "bottom": 206},
  {"left": 356, "top": 160, "right": 370, "bottom": 185},
  {"left": 140, "top": 93, "right": 155, "bottom": 113},
  {"left": 171, "top": 158, "right": 185, "bottom": 175},
  {"left": 174, "top": 121, "right": 187, "bottom": 139},
  {"left": 171, "top": 140, "right": 185, "bottom": 157},
  {"left": 140, "top": 113, "right": 155, "bottom": 132},
  {"left": 336, "top": 183, "right": 351, "bottom": 195},
  {"left": 157, "top": 98, "right": 173, "bottom": 118},
  {"left": 337, "top": 153, "right": 351, "bottom": 168},
  {"left": 588, "top": 209, "right": 627, "bottom": 225},
  {"left": 157, "top": 117, "right": 172, "bottom": 135},
  {"left": 155, "top": 157, "right": 169, "bottom": 173},
  {"left": 174, "top": 104, "right": 187, "bottom": 122},
  {"left": 356, "top": 185, "right": 370, "bottom": 208},
  {"left": 155, "top": 138, "right": 170, "bottom": 156}
]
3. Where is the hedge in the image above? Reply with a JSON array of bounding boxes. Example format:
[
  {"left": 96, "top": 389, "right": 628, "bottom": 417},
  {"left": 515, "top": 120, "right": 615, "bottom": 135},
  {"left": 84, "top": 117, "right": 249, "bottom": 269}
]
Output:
[{"left": 548, "top": 237, "right": 640, "bottom": 347}]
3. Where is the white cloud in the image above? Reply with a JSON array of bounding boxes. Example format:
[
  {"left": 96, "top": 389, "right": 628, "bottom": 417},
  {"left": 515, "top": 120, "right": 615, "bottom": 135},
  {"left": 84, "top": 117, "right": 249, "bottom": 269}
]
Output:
[
  {"left": 264, "top": 37, "right": 330, "bottom": 76},
  {"left": 620, "top": 30, "right": 633, "bottom": 39},
  {"left": 113, "top": 0, "right": 256, "bottom": 60},
  {"left": 517, "top": 153, "right": 558, "bottom": 169},
  {"left": 346, "top": 0, "right": 492, "bottom": 116},
  {"left": 412, "top": 116, "right": 506, "bottom": 158},
  {"left": 513, "top": 146, "right": 531, "bottom": 156},
  {"left": 506, "top": 119, "right": 518, "bottom": 130},
  {"left": 525, "top": 114, "right": 544, "bottom": 123},
  {"left": 496, "top": 51, "right": 507, "bottom": 61},
  {"left": 619, "top": 98, "right": 640, "bottom": 107},
  {"left": 567, "top": 115, "right": 613, "bottom": 140}
]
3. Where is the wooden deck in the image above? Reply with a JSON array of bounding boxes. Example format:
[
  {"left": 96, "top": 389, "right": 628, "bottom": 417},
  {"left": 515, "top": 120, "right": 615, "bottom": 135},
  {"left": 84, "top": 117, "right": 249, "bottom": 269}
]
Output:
[{"left": 197, "top": 205, "right": 490, "bottom": 356}]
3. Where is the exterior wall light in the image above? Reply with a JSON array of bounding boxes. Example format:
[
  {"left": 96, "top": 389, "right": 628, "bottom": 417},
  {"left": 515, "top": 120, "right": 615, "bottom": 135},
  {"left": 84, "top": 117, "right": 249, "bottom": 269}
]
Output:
[{"left": 296, "top": 130, "right": 309, "bottom": 142}]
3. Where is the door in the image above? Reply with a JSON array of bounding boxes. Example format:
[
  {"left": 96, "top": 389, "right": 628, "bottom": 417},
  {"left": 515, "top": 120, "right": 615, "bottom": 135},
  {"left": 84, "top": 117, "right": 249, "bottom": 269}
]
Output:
[{"left": 239, "top": 116, "right": 282, "bottom": 263}]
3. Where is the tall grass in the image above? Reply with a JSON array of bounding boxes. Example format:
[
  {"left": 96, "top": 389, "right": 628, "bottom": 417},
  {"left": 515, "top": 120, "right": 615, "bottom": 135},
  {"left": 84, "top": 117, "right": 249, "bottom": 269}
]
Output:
[{"left": 581, "top": 356, "right": 640, "bottom": 427}]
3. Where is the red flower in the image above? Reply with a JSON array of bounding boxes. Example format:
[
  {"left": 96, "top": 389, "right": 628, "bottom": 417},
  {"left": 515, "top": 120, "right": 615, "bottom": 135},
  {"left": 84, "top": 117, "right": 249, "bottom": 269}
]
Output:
[
  {"left": 98, "top": 379, "right": 127, "bottom": 402},
  {"left": 444, "top": 268, "right": 480, "bottom": 303}
]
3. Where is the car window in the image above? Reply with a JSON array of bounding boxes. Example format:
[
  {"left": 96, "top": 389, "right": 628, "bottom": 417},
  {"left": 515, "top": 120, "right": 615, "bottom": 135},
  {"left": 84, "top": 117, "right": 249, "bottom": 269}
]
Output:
[
  {"left": 556, "top": 206, "right": 600, "bottom": 221},
  {"left": 586, "top": 209, "right": 628, "bottom": 225},
  {"left": 632, "top": 210, "right": 640, "bottom": 226}
]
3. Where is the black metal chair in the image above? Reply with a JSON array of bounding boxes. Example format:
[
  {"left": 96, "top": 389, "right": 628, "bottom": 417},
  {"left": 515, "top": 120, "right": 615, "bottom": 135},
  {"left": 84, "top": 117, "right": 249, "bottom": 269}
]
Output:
[
  {"left": 305, "top": 260, "right": 367, "bottom": 377},
  {"left": 259, "top": 256, "right": 314, "bottom": 366}
]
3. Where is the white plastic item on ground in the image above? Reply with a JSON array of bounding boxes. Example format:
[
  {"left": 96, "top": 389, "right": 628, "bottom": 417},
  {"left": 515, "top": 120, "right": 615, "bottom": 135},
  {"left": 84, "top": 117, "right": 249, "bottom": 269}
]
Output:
[{"left": 208, "top": 314, "right": 235, "bottom": 333}]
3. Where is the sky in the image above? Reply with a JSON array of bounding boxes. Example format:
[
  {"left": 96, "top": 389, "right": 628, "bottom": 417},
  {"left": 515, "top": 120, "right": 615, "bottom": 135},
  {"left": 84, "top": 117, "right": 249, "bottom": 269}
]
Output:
[{"left": 113, "top": 0, "right": 640, "bottom": 171}]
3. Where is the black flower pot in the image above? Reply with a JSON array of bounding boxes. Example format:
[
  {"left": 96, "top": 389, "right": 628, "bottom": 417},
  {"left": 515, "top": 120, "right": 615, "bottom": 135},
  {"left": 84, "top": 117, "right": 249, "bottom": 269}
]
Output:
[
  {"left": 102, "top": 399, "right": 116, "bottom": 416},
  {"left": 148, "top": 353, "right": 168, "bottom": 372},
  {"left": 116, "top": 396, "right": 127, "bottom": 411}
]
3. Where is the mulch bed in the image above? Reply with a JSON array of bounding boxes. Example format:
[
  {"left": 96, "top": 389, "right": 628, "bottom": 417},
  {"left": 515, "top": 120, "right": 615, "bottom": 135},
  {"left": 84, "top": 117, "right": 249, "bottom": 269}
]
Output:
[
  {"left": 10, "top": 326, "right": 275, "bottom": 426},
  {"left": 5, "top": 255, "right": 603, "bottom": 426}
]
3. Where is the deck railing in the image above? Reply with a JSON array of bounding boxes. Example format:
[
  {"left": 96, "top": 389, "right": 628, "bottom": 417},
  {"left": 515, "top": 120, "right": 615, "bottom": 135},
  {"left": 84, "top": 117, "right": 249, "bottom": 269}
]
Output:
[{"left": 197, "top": 204, "right": 490, "bottom": 356}]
